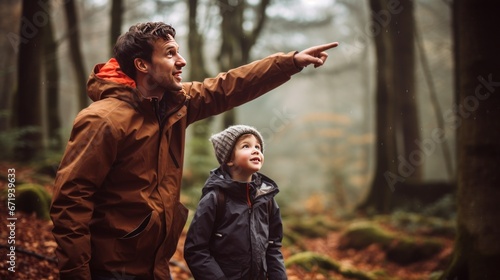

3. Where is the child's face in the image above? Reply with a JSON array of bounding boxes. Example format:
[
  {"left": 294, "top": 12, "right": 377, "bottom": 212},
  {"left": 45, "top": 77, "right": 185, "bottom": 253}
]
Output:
[{"left": 227, "top": 134, "right": 264, "bottom": 181}]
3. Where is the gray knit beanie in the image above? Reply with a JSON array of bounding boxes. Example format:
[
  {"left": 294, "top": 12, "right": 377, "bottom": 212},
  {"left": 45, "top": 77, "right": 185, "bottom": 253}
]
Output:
[{"left": 209, "top": 125, "right": 265, "bottom": 165}]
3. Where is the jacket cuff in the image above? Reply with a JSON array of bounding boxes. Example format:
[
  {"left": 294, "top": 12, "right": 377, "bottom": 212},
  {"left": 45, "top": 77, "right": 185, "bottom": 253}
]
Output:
[
  {"left": 275, "top": 51, "right": 303, "bottom": 76},
  {"left": 292, "top": 51, "right": 304, "bottom": 71}
]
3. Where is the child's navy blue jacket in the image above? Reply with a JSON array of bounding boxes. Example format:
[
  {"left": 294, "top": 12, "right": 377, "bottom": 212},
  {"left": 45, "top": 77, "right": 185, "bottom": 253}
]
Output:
[{"left": 184, "top": 167, "right": 287, "bottom": 280}]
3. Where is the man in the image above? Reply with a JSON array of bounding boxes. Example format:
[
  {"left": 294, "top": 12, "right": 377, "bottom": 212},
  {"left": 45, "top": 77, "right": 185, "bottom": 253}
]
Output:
[{"left": 50, "top": 21, "right": 338, "bottom": 280}]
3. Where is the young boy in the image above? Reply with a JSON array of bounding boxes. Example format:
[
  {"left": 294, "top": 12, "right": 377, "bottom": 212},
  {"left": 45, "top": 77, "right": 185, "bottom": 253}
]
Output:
[{"left": 184, "top": 125, "right": 287, "bottom": 280}]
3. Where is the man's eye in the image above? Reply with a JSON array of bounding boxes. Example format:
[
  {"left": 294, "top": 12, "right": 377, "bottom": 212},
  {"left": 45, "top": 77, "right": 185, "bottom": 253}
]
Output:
[{"left": 167, "top": 49, "right": 180, "bottom": 57}]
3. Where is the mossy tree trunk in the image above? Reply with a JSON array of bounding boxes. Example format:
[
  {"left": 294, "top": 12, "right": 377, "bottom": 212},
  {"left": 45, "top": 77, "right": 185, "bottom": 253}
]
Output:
[{"left": 441, "top": 1, "right": 500, "bottom": 279}]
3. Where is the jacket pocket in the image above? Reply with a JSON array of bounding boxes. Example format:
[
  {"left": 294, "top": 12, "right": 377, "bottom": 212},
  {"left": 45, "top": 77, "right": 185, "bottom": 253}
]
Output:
[
  {"left": 165, "top": 202, "right": 188, "bottom": 258},
  {"left": 116, "top": 211, "right": 162, "bottom": 258},
  {"left": 121, "top": 212, "right": 153, "bottom": 239},
  {"left": 218, "top": 261, "right": 246, "bottom": 280}
]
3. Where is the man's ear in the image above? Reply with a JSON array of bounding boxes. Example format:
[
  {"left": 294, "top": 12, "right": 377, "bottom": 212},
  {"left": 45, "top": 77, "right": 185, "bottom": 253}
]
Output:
[
  {"left": 134, "top": 58, "right": 148, "bottom": 74},
  {"left": 226, "top": 161, "right": 234, "bottom": 167}
]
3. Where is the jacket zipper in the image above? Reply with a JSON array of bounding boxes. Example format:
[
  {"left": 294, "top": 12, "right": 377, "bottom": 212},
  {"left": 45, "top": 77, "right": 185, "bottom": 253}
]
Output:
[
  {"left": 246, "top": 183, "right": 253, "bottom": 211},
  {"left": 151, "top": 97, "right": 182, "bottom": 168},
  {"left": 247, "top": 183, "right": 253, "bottom": 279},
  {"left": 152, "top": 97, "right": 165, "bottom": 149},
  {"left": 151, "top": 98, "right": 165, "bottom": 182},
  {"left": 152, "top": 97, "right": 185, "bottom": 169}
]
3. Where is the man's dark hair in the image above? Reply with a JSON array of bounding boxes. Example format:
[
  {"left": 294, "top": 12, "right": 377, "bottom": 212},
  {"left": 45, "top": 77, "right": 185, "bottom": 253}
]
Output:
[{"left": 113, "top": 22, "right": 176, "bottom": 80}]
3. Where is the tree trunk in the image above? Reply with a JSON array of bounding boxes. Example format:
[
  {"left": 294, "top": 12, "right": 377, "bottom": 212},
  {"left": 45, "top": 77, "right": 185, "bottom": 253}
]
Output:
[
  {"left": 218, "top": 0, "right": 270, "bottom": 126},
  {"left": 0, "top": 1, "right": 20, "bottom": 133},
  {"left": 218, "top": 0, "right": 244, "bottom": 127},
  {"left": 390, "top": 0, "right": 422, "bottom": 183},
  {"left": 109, "top": 0, "right": 123, "bottom": 56},
  {"left": 15, "top": 0, "right": 45, "bottom": 161},
  {"left": 43, "top": 2, "right": 61, "bottom": 151},
  {"left": 185, "top": 0, "right": 215, "bottom": 189},
  {"left": 441, "top": 1, "right": 500, "bottom": 279},
  {"left": 188, "top": 0, "right": 209, "bottom": 81},
  {"left": 357, "top": 0, "right": 422, "bottom": 213},
  {"left": 63, "top": 0, "right": 88, "bottom": 110},
  {"left": 357, "top": 0, "right": 398, "bottom": 214}
]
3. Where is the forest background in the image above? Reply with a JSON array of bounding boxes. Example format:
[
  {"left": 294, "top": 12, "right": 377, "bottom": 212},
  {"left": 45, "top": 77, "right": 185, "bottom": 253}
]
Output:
[{"left": 1, "top": 0, "right": 499, "bottom": 279}]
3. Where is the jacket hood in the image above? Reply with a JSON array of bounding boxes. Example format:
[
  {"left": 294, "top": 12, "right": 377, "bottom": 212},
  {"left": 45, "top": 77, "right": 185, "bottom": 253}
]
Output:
[
  {"left": 87, "top": 58, "right": 138, "bottom": 102},
  {"left": 202, "top": 167, "right": 279, "bottom": 200}
]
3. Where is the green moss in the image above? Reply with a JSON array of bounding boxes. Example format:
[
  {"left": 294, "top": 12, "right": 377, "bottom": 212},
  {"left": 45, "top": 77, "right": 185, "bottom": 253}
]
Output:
[
  {"left": 386, "top": 236, "right": 443, "bottom": 265},
  {"left": 285, "top": 251, "right": 376, "bottom": 280},
  {"left": 282, "top": 229, "right": 308, "bottom": 250},
  {"left": 341, "top": 221, "right": 393, "bottom": 249},
  {"left": 2, "top": 183, "right": 52, "bottom": 220},
  {"left": 340, "top": 221, "right": 444, "bottom": 265},
  {"left": 285, "top": 251, "right": 340, "bottom": 271},
  {"left": 285, "top": 215, "right": 340, "bottom": 238}
]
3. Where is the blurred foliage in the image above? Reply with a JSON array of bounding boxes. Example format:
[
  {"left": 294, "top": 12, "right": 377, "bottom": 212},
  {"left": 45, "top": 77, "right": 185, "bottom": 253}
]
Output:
[
  {"left": 421, "top": 194, "right": 456, "bottom": 219},
  {"left": 32, "top": 151, "right": 63, "bottom": 178},
  {"left": 384, "top": 211, "right": 456, "bottom": 237},
  {"left": 303, "top": 192, "right": 329, "bottom": 215},
  {"left": 180, "top": 184, "right": 207, "bottom": 211},
  {"left": 391, "top": 187, "right": 456, "bottom": 219},
  {"left": 183, "top": 130, "right": 217, "bottom": 190},
  {"left": 0, "top": 126, "right": 41, "bottom": 160}
]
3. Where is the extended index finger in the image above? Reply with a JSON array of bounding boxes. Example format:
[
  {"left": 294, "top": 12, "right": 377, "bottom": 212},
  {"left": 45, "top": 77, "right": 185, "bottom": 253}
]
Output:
[{"left": 314, "top": 42, "right": 339, "bottom": 52}]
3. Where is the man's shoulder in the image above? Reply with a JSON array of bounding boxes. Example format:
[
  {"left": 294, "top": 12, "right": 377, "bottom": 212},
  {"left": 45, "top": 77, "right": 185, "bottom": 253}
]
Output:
[
  {"left": 72, "top": 97, "right": 141, "bottom": 132},
  {"left": 81, "top": 97, "right": 137, "bottom": 117}
]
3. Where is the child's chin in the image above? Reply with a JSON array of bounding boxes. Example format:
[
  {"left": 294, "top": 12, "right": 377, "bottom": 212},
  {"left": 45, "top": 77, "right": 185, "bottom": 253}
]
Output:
[{"left": 252, "top": 166, "right": 262, "bottom": 172}]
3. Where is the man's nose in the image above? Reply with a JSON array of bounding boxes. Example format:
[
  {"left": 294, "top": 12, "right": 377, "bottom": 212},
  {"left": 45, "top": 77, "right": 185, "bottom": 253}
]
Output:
[{"left": 176, "top": 54, "right": 187, "bottom": 67}]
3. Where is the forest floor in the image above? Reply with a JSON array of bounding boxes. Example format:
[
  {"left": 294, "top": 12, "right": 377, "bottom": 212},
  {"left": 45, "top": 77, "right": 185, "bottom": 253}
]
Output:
[{"left": 0, "top": 162, "right": 454, "bottom": 280}]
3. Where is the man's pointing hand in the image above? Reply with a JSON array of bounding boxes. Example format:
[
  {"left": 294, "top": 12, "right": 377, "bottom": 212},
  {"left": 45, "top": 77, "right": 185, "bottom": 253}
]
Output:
[{"left": 294, "top": 42, "right": 339, "bottom": 69}]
